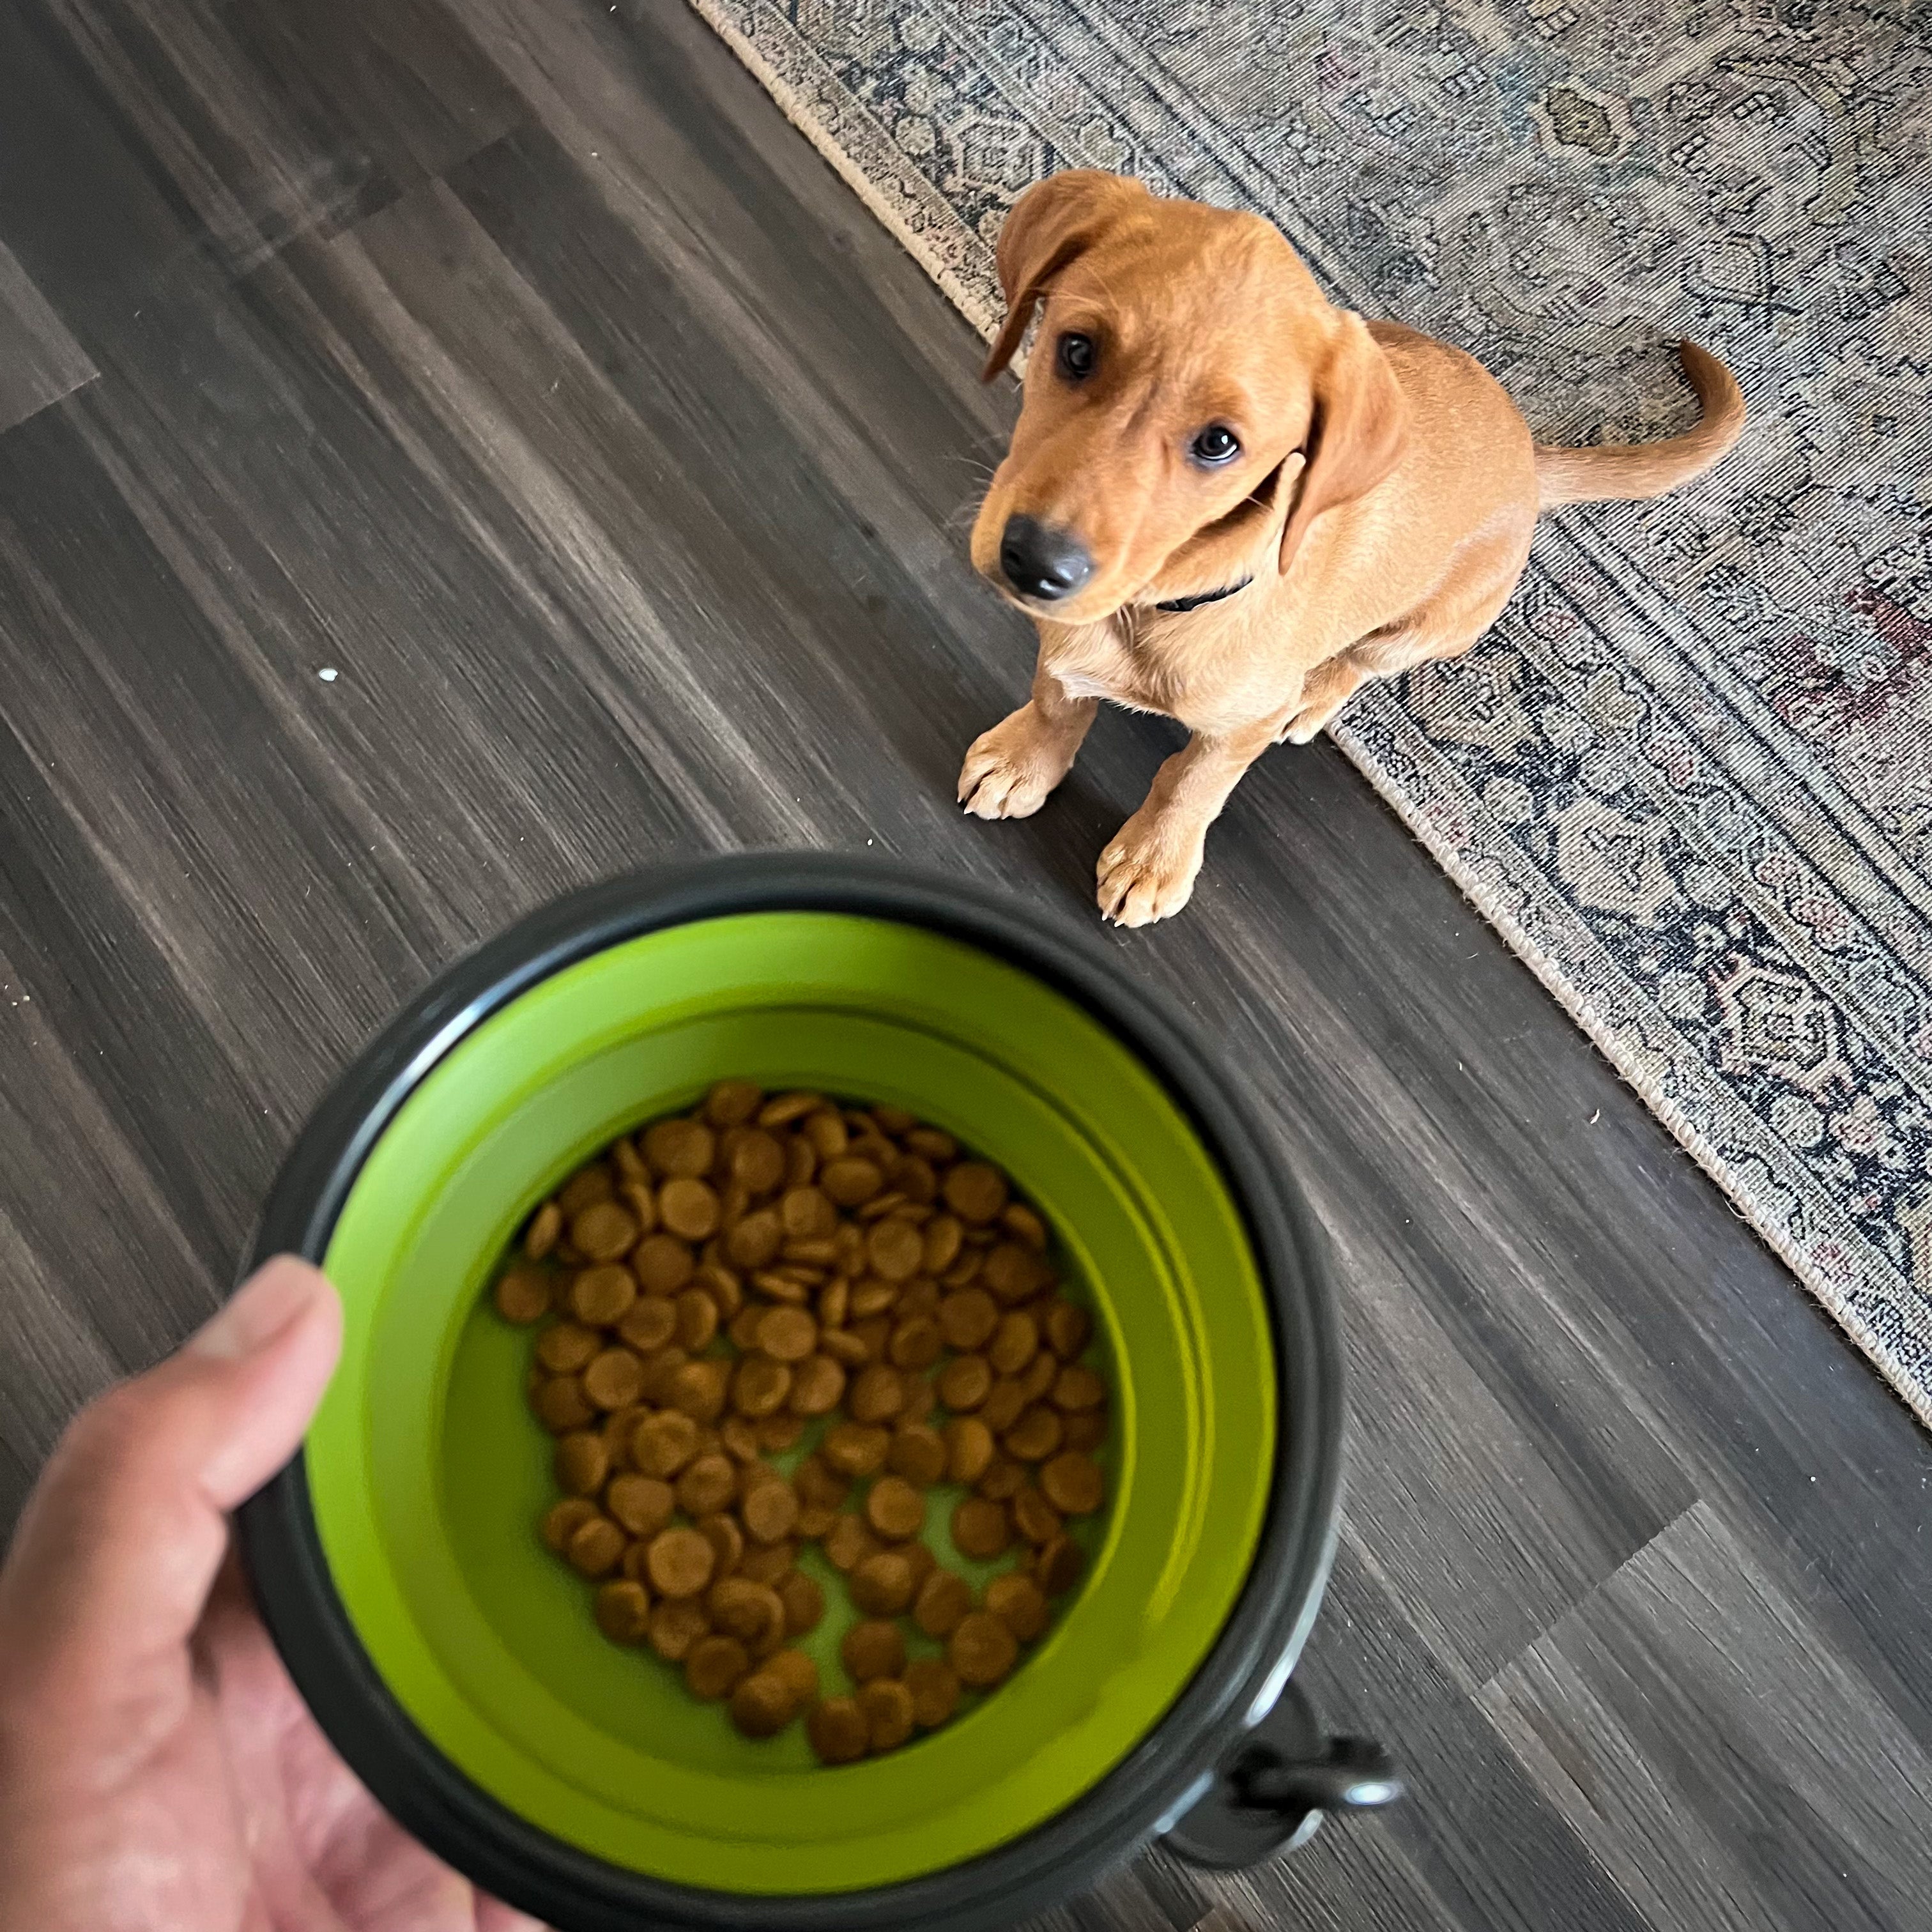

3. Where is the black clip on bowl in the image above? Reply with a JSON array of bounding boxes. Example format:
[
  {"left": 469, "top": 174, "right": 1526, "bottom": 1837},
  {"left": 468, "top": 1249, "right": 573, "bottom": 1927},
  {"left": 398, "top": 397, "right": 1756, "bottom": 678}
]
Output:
[{"left": 1163, "top": 1682, "right": 1403, "bottom": 1869}]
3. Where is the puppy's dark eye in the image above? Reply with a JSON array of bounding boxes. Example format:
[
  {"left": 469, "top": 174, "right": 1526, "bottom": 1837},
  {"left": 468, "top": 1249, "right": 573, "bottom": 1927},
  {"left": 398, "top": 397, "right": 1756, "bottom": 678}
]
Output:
[
  {"left": 1191, "top": 424, "right": 1241, "bottom": 466},
  {"left": 1056, "top": 332, "right": 1096, "bottom": 380}
]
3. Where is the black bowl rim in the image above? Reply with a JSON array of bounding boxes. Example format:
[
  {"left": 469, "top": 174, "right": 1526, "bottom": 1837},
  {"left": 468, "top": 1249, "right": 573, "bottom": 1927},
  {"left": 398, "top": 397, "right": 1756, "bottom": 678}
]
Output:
[{"left": 236, "top": 852, "right": 1344, "bottom": 1932}]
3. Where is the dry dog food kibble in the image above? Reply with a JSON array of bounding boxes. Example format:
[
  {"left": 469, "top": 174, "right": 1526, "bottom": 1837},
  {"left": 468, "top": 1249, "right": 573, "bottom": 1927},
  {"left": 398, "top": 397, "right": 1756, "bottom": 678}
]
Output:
[{"left": 491, "top": 1082, "right": 1110, "bottom": 1765}]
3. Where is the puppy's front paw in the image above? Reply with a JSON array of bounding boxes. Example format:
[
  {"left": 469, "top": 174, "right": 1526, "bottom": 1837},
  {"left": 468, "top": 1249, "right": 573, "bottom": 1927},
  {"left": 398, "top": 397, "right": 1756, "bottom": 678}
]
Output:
[
  {"left": 958, "top": 705, "right": 1077, "bottom": 821},
  {"left": 1095, "top": 816, "right": 1205, "bottom": 927}
]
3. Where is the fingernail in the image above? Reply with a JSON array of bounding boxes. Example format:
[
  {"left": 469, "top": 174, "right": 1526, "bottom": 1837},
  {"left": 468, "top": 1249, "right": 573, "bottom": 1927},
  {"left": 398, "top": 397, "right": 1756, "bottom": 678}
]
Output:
[{"left": 190, "top": 1259, "right": 327, "bottom": 1361}]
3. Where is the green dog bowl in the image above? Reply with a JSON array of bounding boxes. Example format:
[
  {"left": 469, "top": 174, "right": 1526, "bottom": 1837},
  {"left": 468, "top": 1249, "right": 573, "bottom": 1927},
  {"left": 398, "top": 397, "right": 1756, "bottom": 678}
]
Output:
[{"left": 238, "top": 856, "right": 1351, "bottom": 1932}]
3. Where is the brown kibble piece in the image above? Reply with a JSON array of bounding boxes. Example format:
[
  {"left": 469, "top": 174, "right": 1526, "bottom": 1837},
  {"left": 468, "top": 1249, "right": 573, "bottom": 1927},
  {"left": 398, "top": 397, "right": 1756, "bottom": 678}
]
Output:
[
  {"left": 730, "top": 1670, "right": 799, "bottom": 1738},
  {"left": 788, "top": 1354, "right": 845, "bottom": 1416},
  {"left": 858, "top": 1677, "right": 916, "bottom": 1752},
  {"left": 942, "top": 1162, "right": 1008, "bottom": 1223},
  {"left": 1002, "top": 1202, "right": 1048, "bottom": 1250},
  {"left": 676, "top": 1452, "right": 738, "bottom": 1517},
  {"left": 668, "top": 1358, "right": 731, "bottom": 1423},
  {"left": 865, "top": 1218, "right": 923, "bottom": 1282},
  {"left": 494, "top": 1267, "right": 551, "bottom": 1324},
  {"left": 535, "top": 1376, "right": 595, "bottom": 1433},
  {"left": 525, "top": 1200, "right": 563, "bottom": 1260},
  {"left": 1013, "top": 1485, "right": 1064, "bottom": 1547},
  {"left": 848, "top": 1364, "right": 905, "bottom": 1425},
  {"left": 980, "top": 1378, "right": 1028, "bottom": 1435},
  {"left": 732, "top": 1354, "right": 792, "bottom": 1418},
  {"left": 558, "top": 1165, "right": 615, "bottom": 1216},
  {"left": 849, "top": 1551, "right": 916, "bottom": 1616},
  {"left": 807, "top": 1696, "right": 869, "bottom": 1765},
  {"left": 767, "top": 1646, "right": 820, "bottom": 1704},
  {"left": 540, "top": 1497, "right": 599, "bottom": 1553},
  {"left": 606, "top": 1473, "right": 676, "bottom": 1540},
  {"left": 780, "top": 1186, "right": 838, "bottom": 1240},
  {"left": 742, "top": 1478, "right": 801, "bottom": 1545},
  {"left": 1064, "top": 1410, "right": 1108, "bottom": 1453},
  {"left": 776, "top": 1568, "right": 825, "bottom": 1635},
  {"left": 945, "top": 1416, "right": 996, "bottom": 1486},
  {"left": 921, "top": 1215, "right": 965, "bottom": 1276},
  {"left": 820, "top": 1157, "right": 883, "bottom": 1206},
  {"left": 913, "top": 1567, "right": 974, "bottom": 1639},
  {"left": 537, "top": 1322, "right": 601, "bottom": 1374},
  {"left": 1045, "top": 1300, "right": 1091, "bottom": 1360},
  {"left": 759, "top": 1091, "right": 822, "bottom": 1127},
  {"left": 984, "top": 1244, "right": 1046, "bottom": 1305},
  {"left": 726, "top": 1209, "right": 783, "bottom": 1271},
  {"left": 646, "top": 1526, "right": 717, "bottom": 1598},
  {"left": 795, "top": 1454, "right": 851, "bottom": 1510},
  {"left": 673, "top": 1287, "right": 719, "bottom": 1353},
  {"left": 729, "top": 1307, "right": 766, "bottom": 1353},
  {"left": 822, "top": 1514, "right": 878, "bottom": 1572},
  {"left": 755, "top": 1305, "right": 818, "bottom": 1362},
  {"left": 632, "top": 1234, "right": 696, "bottom": 1296},
  {"left": 936, "top": 1354, "right": 992, "bottom": 1414},
  {"left": 659, "top": 1177, "right": 721, "bottom": 1242},
  {"left": 566, "top": 1514, "right": 625, "bottom": 1577},
  {"left": 986, "top": 1571, "right": 1050, "bottom": 1643},
  {"left": 949, "top": 1610, "right": 1020, "bottom": 1688},
  {"left": 848, "top": 1278, "right": 898, "bottom": 1321},
  {"left": 709, "top": 1576, "right": 786, "bottom": 1645},
  {"left": 705, "top": 1080, "right": 764, "bottom": 1128},
  {"left": 841, "top": 1618, "right": 907, "bottom": 1683},
  {"left": 728, "top": 1131, "right": 786, "bottom": 1197},
  {"left": 572, "top": 1201, "right": 638, "bottom": 1263},
  {"left": 645, "top": 1118, "right": 715, "bottom": 1179},
  {"left": 698, "top": 1511, "right": 745, "bottom": 1579},
  {"left": 686, "top": 1634, "right": 750, "bottom": 1700},
  {"left": 821, "top": 1328, "right": 871, "bottom": 1367},
  {"left": 553, "top": 1431, "right": 609, "bottom": 1496},
  {"left": 951, "top": 1496, "right": 1010, "bottom": 1560},
  {"left": 632, "top": 1410, "right": 701, "bottom": 1477},
  {"left": 1004, "top": 1405, "right": 1064, "bottom": 1464},
  {"left": 1041, "top": 1452, "right": 1106, "bottom": 1516},
  {"left": 1053, "top": 1365, "right": 1107, "bottom": 1413},
  {"left": 1019, "top": 1350, "right": 1060, "bottom": 1407},
  {"left": 865, "top": 1475, "right": 927, "bottom": 1541},
  {"left": 887, "top": 1423, "right": 947, "bottom": 1487},
  {"left": 888, "top": 1315, "right": 944, "bottom": 1371},
  {"left": 647, "top": 1597, "right": 710, "bottom": 1662},
  {"left": 802, "top": 1110, "right": 848, "bottom": 1160},
  {"left": 938, "top": 1288, "right": 999, "bottom": 1353},
  {"left": 617, "top": 1296, "right": 678, "bottom": 1353},
  {"left": 595, "top": 1579, "right": 652, "bottom": 1643},
  {"left": 905, "top": 1657, "right": 961, "bottom": 1728},
  {"left": 977, "top": 1457, "right": 1025, "bottom": 1503},
  {"left": 988, "top": 1312, "right": 1039, "bottom": 1377},
  {"left": 583, "top": 1347, "right": 646, "bottom": 1411},
  {"left": 569, "top": 1264, "right": 636, "bottom": 1328},
  {"left": 735, "top": 1534, "right": 790, "bottom": 1585},
  {"left": 822, "top": 1422, "right": 891, "bottom": 1480},
  {"left": 1035, "top": 1533, "right": 1084, "bottom": 1597}
]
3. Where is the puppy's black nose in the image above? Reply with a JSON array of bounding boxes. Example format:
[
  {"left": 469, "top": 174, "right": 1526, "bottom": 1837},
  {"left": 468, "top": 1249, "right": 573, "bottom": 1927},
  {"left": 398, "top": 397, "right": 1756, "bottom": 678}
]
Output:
[{"left": 999, "top": 515, "right": 1093, "bottom": 602}]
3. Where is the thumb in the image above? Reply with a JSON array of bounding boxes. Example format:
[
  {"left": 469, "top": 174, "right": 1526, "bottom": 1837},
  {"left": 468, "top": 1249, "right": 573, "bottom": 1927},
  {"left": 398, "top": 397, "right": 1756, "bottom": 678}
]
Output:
[{"left": 0, "top": 1257, "right": 342, "bottom": 1694}]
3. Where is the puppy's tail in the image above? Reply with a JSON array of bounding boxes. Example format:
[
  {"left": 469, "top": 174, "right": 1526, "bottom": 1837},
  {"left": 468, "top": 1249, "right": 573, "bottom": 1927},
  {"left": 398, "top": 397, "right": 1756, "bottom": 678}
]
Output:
[{"left": 1535, "top": 342, "right": 1745, "bottom": 509}]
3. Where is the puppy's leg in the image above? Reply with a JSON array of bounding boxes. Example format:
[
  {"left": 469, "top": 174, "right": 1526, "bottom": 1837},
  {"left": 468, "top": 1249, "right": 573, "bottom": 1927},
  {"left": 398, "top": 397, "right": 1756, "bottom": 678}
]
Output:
[
  {"left": 1095, "top": 714, "right": 1282, "bottom": 926},
  {"left": 958, "top": 650, "right": 1098, "bottom": 821},
  {"left": 1278, "top": 654, "right": 1369, "bottom": 744}
]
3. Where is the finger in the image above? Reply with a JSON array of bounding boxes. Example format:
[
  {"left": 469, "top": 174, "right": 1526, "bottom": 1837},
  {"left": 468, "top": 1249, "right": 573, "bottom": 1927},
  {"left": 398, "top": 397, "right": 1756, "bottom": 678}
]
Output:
[
  {"left": 0, "top": 1257, "right": 342, "bottom": 1694},
  {"left": 475, "top": 1898, "right": 551, "bottom": 1932}
]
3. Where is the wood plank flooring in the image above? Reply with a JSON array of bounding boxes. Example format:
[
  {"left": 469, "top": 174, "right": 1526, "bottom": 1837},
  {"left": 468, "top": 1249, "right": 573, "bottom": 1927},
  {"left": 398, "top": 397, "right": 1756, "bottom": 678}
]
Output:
[{"left": 0, "top": 0, "right": 1927, "bottom": 1925}]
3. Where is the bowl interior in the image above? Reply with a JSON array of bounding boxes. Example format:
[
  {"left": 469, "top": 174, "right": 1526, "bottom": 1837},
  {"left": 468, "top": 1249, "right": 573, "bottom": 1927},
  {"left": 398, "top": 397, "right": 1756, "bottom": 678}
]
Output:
[{"left": 310, "top": 911, "right": 1276, "bottom": 1894}]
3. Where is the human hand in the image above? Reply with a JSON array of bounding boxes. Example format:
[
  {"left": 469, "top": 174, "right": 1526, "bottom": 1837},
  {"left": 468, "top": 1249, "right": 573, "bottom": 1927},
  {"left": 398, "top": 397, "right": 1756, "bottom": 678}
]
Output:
[{"left": 0, "top": 1257, "right": 543, "bottom": 1932}]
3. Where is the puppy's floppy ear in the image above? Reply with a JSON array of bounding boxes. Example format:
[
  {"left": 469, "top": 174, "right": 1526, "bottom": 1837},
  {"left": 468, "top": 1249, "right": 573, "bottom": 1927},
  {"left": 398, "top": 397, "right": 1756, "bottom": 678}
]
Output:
[
  {"left": 1278, "top": 312, "right": 1409, "bottom": 571},
  {"left": 982, "top": 171, "right": 1146, "bottom": 381}
]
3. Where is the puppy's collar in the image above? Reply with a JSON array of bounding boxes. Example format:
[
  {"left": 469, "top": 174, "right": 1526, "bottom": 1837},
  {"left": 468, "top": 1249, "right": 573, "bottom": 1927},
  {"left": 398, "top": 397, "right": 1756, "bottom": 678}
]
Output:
[{"left": 1153, "top": 576, "right": 1253, "bottom": 614}]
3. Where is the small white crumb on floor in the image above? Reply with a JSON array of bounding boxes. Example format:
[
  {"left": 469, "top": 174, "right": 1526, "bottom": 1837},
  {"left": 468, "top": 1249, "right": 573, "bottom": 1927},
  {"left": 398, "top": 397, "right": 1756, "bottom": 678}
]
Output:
[{"left": 318, "top": 667, "right": 339, "bottom": 682}]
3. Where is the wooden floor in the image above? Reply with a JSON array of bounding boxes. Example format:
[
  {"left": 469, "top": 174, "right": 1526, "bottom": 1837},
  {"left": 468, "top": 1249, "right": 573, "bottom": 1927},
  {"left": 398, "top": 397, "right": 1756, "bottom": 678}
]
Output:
[{"left": 1, "top": 0, "right": 1928, "bottom": 1924}]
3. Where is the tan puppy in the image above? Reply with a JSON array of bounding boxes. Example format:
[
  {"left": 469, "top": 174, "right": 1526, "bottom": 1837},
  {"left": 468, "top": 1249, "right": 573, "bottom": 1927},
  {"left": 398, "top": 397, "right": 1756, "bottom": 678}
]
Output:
[{"left": 958, "top": 171, "right": 1745, "bottom": 925}]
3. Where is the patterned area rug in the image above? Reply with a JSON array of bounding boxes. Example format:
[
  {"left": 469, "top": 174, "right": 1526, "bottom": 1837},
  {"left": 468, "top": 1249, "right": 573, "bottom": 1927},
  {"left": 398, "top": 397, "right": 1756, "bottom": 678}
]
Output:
[{"left": 689, "top": 0, "right": 1932, "bottom": 1422}]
